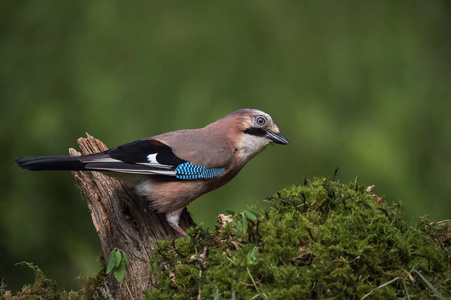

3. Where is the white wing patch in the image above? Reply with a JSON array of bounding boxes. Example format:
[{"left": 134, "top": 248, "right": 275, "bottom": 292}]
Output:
[
  {"left": 136, "top": 153, "right": 174, "bottom": 169},
  {"left": 147, "top": 153, "right": 158, "bottom": 163}
]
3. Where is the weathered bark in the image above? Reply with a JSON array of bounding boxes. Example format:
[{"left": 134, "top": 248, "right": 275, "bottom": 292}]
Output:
[{"left": 69, "top": 134, "right": 195, "bottom": 300}]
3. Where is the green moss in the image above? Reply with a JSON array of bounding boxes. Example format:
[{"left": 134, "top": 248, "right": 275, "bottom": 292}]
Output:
[
  {"left": 0, "top": 259, "right": 109, "bottom": 300},
  {"left": 0, "top": 262, "right": 84, "bottom": 300},
  {"left": 2, "top": 177, "right": 450, "bottom": 299},
  {"left": 145, "top": 177, "right": 451, "bottom": 299},
  {"left": 77, "top": 255, "right": 111, "bottom": 300}
]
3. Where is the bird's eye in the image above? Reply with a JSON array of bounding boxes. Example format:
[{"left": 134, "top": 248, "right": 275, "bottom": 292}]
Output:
[{"left": 256, "top": 116, "right": 266, "bottom": 126}]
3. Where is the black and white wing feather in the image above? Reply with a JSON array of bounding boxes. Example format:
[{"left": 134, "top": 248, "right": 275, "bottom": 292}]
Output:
[
  {"left": 16, "top": 139, "right": 226, "bottom": 180},
  {"left": 80, "top": 139, "right": 186, "bottom": 175}
]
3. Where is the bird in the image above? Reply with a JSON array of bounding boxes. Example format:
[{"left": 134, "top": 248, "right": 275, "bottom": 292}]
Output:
[{"left": 16, "top": 109, "right": 289, "bottom": 236}]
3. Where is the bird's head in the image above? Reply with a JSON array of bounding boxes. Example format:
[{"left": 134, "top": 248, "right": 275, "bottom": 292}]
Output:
[{"left": 223, "top": 109, "right": 289, "bottom": 162}]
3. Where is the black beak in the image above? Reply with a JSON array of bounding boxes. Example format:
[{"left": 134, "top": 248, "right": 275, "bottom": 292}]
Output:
[{"left": 266, "top": 130, "right": 289, "bottom": 145}]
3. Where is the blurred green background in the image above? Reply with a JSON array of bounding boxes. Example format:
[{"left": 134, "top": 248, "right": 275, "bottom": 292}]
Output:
[{"left": 1, "top": 0, "right": 450, "bottom": 292}]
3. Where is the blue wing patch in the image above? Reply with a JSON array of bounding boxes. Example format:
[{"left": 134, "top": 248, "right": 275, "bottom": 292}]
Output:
[{"left": 175, "top": 162, "right": 225, "bottom": 180}]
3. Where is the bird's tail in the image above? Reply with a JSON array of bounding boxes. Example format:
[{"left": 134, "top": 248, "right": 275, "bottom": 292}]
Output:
[{"left": 15, "top": 156, "right": 87, "bottom": 171}]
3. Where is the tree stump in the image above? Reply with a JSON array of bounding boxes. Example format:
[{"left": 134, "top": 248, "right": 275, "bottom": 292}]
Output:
[{"left": 69, "top": 134, "right": 195, "bottom": 299}]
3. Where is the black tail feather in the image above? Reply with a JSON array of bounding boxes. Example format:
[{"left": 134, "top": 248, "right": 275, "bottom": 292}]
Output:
[{"left": 15, "top": 156, "right": 87, "bottom": 171}]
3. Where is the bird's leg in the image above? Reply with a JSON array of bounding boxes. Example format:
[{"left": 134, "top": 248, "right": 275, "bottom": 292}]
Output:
[
  {"left": 173, "top": 225, "right": 187, "bottom": 237},
  {"left": 166, "top": 208, "right": 186, "bottom": 237}
]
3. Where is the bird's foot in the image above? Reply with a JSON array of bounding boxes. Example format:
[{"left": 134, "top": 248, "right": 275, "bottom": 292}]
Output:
[
  {"left": 173, "top": 225, "right": 187, "bottom": 237},
  {"left": 166, "top": 208, "right": 186, "bottom": 237}
]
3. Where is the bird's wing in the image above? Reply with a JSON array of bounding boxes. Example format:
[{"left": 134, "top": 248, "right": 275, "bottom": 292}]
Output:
[
  {"left": 80, "top": 139, "right": 226, "bottom": 180},
  {"left": 153, "top": 129, "right": 234, "bottom": 168}
]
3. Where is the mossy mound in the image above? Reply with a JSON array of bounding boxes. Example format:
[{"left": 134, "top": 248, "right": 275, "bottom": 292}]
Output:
[
  {"left": 146, "top": 177, "right": 451, "bottom": 299},
  {"left": 2, "top": 177, "right": 450, "bottom": 299}
]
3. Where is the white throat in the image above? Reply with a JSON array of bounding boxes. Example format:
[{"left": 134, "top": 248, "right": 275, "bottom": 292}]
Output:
[{"left": 236, "top": 134, "right": 269, "bottom": 162}]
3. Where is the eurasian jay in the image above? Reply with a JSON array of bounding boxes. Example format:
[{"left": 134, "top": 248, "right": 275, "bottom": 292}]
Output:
[{"left": 16, "top": 109, "right": 288, "bottom": 236}]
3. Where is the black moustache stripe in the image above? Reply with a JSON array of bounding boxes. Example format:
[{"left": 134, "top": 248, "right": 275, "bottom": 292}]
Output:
[{"left": 244, "top": 127, "right": 267, "bottom": 137}]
